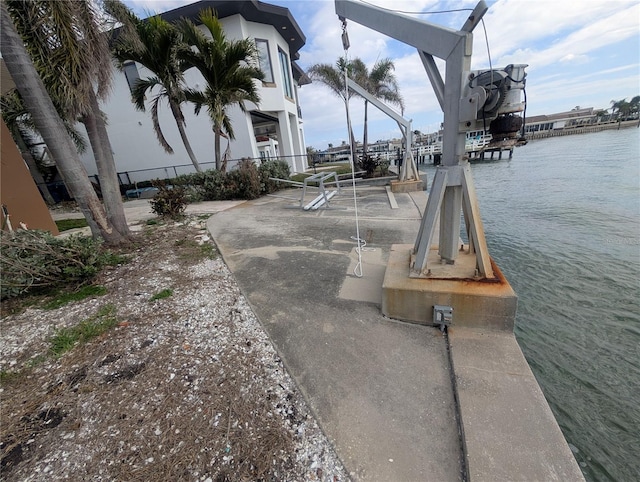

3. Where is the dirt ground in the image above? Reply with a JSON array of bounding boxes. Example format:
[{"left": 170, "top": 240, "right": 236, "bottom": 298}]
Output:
[{"left": 0, "top": 217, "right": 348, "bottom": 481}]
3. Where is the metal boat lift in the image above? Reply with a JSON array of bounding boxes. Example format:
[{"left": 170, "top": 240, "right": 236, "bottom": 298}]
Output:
[{"left": 336, "top": 0, "right": 527, "bottom": 279}]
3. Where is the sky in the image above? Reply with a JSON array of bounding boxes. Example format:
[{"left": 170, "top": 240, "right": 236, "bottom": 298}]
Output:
[{"left": 122, "top": 0, "right": 640, "bottom": 150}]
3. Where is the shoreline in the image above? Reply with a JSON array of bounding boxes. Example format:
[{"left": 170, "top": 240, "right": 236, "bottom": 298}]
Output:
[{"left": 525, "top": 119, "right": 639, "bottom": 140}]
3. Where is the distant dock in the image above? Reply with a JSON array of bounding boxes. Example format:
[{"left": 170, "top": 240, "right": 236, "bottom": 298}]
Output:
[{"left": 525, "top": 119, "right": 639, "bottom": 140}]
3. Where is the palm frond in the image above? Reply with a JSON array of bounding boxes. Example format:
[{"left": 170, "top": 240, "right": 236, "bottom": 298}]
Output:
[
  {"left": 6, "top": 0, "right": 113, "bottom": 118},
  {"left": 307, "top": 63, "right": 346, "bottom": 100},
  {"left": 131, "top": 76, "right": 164, "bottom": 111},
  {"left": 198, "top": 8, "right": 225, "bottom": 45},
  {"left": 65, "top": 122, "right": 88, "bottom": 154},
  {"left": 1, "top": 87, "right": 87, "bottom": 153},
  {"left": 222, "top": 114, "right": 234, "bottom": 140},
  {"left": 103, "top": 0, "right": 145, "bottom": 54},
  {"left": 150, "top": 93, "right": 174, "bottom": 154}
]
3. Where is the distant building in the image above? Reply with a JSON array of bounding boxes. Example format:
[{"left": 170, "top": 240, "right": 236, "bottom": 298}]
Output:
[
  {"left": 524, "top": 107, "right": 594, "bottom": 133},
  {"left": 315, "top": 105, "right": 630, "bottom": 165},
  {"left": 315, "top": 143, "right": 354, "bottom": 163}
]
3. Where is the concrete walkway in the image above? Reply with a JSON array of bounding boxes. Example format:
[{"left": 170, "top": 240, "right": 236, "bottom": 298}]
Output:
[
  {"left": 208, "top": 188, "right": 464, "bottom": 480},
  {"left": 206, "top": 186, "right": 585, "bottom": 482}
]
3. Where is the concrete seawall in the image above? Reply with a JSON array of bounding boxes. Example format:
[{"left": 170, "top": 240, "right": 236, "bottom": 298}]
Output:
[{"left": 526, "top": 119, "right": 638, "bottom": 140}]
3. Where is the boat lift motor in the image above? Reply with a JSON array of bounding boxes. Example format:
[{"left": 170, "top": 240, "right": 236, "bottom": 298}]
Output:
[{"left": 464, "top": 64, "right": 528, "bottom": 148}]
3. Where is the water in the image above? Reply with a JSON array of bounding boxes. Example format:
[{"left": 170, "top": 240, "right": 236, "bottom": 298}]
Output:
[{"left": 419, "top": 128, "right": 640, "bottom": 481}]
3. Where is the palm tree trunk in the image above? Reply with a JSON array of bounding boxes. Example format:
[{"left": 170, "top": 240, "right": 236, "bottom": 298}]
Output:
[
  {"left": 1, "top": 3, "right": 126, "bottom": 246},
  {"left": 169, "top": 99, "right": 201, "bottom": 173},
  {"left": 214, "top": 128, "right": 221, "bottom": 171},
  {"left": 86, "top": 90, "right": 131, "bottom": 238}
]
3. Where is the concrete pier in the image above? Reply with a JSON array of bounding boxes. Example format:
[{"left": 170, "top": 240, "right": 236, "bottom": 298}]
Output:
[{"left": 382, "top": 245, "right": 518, "bottom": 330}]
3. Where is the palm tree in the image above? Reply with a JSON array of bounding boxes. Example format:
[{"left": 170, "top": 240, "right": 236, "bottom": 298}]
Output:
[
  {"left": 105, "top": 0, "right": 202, "bottom": 172},
  {"left": 178, "top": 8, "right": 264, "bottom": 171},
  {"left": 307, "top": 57, "right": 365, "bottom": 154},
  {"left": 610, "top": 98, "right": 631, "bottom": 119},
  {"left": 6, "top": 0, "right": 130, "bottom": 239},
  {"left": 629, "top": 95, "right": 640, "bottom": 117},
  {"left": 0, "top": 2, "right": 127, "bottom": 245},
  {"left": 593, "top": 109, "right": 607, "bottom": 123},
  {"left": 359, "top": 59, "right": 404, "bottom": 155}
]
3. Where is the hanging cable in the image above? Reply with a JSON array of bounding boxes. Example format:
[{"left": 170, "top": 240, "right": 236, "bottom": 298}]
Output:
[
  {"left": 340, "top": 17, "right": 364, "bottom": 278},
  {"left": 480, "top": 18, "right": 494, "bottom": 129}
]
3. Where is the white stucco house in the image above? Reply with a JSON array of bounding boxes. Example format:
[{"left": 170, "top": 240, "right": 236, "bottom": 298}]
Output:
[{"left": 85, "top": 0, "right": 310, "bottom": 184}]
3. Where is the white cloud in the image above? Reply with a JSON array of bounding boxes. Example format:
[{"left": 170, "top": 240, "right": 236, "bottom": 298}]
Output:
[
  {"left": 474, "top": 0, "right": 640, "bottom": 68},
  {"left": 559, "top": 53, "right": 590, "bottom": 64},
  {"left": 525, "top": 71, "right": 640, "bottom": 116},
  {"left": 120, "top": 0, "right": 640, "bottom": 148}
]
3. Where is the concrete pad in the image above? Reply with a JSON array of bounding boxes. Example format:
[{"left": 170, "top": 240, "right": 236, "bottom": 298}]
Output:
[
  {"left": 205, "top": 189, "right": 581, "bottom": 482},
  {"left": 207, "top": 196, "right": 464, "bottom": 481},
  {"left": 382, "top": 245, "right": 517, "bottom": 330},
  {"left": 339, "top": 247, "right": 386, "bottom": 303},
  {"left": 449, "top": 328, "right": 585, "bottom": 481},
  {"left": 409, "top": 245, "right": 479, "bottom": 279}
]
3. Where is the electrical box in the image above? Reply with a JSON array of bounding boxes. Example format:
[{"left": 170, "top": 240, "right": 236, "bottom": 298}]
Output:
[{"left": 433, "top": 305, "right": 453, "bottom": 327}]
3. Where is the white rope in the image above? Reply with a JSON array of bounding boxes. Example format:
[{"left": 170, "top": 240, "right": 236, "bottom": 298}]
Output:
[{"left": 341, "top": 19, "right": 364, "bottom": 278}]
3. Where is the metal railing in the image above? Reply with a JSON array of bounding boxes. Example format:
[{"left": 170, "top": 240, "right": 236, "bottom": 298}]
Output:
[
  {"left": 315, "top": 136, "right": 493, "bottom": 164},
  {"left": 34, "top": 155, "right": 312, "bottom": 204},
  {"left": 111, "top": 154, "right": 309, "bottom": 187}
]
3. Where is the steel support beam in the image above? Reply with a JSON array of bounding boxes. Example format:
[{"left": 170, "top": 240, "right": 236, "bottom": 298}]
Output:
[
  {"left": 347, "top": 78, "right": 419, "bottom": 182},
  {"left": 336, "top": 0, "right": 494, "bottom": 278},
  {"left": 419, "top": 52, "right": 444, "bottom": 111},
  {"left": 335, "top": 1, "right": 467, "bottom": 60}
]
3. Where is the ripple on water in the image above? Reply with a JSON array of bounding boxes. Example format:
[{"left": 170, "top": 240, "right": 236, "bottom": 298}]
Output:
[{"left": 420, "top": 128, "right": 640, "bottom": 481}]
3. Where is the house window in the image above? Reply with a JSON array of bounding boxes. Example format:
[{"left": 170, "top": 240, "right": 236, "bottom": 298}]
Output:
[
  {"left": 123, "top": 61, "right": 140, "bottom": 94},
  {"left": 278, "top": 48, "right": 293, "bottom": 99},
  {"left": 255, "top": 39, "right": 274, "bottom": 84}
]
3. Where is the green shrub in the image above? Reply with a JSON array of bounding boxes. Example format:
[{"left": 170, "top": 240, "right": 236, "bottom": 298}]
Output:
[
  {"left": 259, "top": 160, "right": 290, "bottom": 194},
  {"left": 0, "top": 230, "right": 110, "bottom": 299},
  {"left": 147, "top": 159, "right": 290, "bottom": 204},
  {"left": 183, "top": 185, "right": 205, "bottom": 203},
  {"left": 359, "top": 154, "right": 378, "bottom": 177},
  {"left": 172, "top": 172, "right": 203, "bottom": 188},
  {"left": 226, "top": 159, "right": 261, "bottom": 200},
  {"left": 200, "top": 169, "right": 229, "bottom": 201},
  {"left": 150, "top": 180, "right": 187, "bottom": 219}
]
